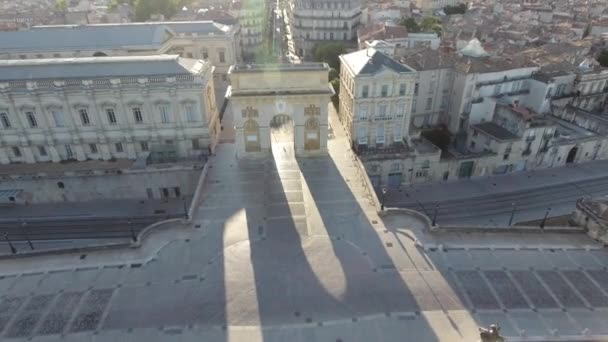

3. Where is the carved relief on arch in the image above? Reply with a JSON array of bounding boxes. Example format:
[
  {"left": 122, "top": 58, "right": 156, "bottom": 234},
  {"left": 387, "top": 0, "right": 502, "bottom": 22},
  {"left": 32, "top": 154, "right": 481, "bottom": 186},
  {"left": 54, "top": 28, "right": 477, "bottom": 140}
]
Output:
[
  {"left": 304, "top": 104, "right": 320, "bottom": 116},
  {"left": 243, "top": 118, "right": 260, "bottom": 152},
  {"left": 304, "top": 116, "right": 320, "bottom": 150},
  {"left": 241, "top": 106, "right": 259, "bottom": 119}
]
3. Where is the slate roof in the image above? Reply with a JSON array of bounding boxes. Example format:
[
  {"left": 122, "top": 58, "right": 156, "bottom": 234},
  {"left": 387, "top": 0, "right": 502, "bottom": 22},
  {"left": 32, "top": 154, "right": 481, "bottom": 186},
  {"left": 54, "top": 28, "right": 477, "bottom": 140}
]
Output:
[
  {"left": 358, "top": 23, "right": 408, "bottom": 42},
  {"left": 0, "top": 21, "right": 231, "bottom": 53},
  {"left": 0, "top": 55, "right": 202, "bottom": 81},
  {"left": 471, "top": 122, "right": 520, "bottom": 141},
  {"left": 340, "top": 48, "right": 414, "bottom": 76},
  {"left": 399, "top": 48, "right": 456, "bottom": 70}
]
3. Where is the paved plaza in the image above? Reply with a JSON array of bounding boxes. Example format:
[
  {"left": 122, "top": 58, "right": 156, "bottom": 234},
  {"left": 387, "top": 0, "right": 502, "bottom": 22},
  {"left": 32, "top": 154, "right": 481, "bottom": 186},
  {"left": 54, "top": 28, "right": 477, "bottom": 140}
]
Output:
[{"left": 0, "top": 107, "right": 607, "bottom": 341}]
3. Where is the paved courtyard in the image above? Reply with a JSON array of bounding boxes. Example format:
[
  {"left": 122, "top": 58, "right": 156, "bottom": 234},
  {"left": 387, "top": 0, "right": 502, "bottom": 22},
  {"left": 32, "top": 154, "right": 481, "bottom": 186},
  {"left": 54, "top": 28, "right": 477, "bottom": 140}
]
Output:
[{"left": 0, "top": 107, "right": 607, "bottom": 341}]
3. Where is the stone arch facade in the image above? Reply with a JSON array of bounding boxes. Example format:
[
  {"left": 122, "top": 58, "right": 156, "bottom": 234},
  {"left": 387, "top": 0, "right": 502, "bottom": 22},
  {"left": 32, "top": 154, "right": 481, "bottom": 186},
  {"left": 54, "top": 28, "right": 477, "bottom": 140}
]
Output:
[{"left": 228, "top": 65, "right": 332, "bottom": 158}]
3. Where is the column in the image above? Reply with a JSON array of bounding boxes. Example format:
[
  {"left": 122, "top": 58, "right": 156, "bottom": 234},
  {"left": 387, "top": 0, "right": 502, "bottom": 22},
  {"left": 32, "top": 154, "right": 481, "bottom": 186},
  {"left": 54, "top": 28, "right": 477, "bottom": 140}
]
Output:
[
  {"left": 20, "top": 146, "right": 35, "bottom": 163},
  {"left": 235, "top": 127, "right": 245, "bottom": 158},
  {"left": 259, "top": 125, "right": 270, "bottom": 152},
  {"left": 48, "top": 145, "right": 61, "bottom": 162},
  {"left": 0, "top": 148, "right": 10, "bottom": 164},
  {"left": 294, "top": 123, "right": 304, "bottom": 154},
  {"left": 100, "top": 143, "right": 111, "bottom": 160},
  {"left": 126, "top": 141, "right": 137, "bottom": 159}
]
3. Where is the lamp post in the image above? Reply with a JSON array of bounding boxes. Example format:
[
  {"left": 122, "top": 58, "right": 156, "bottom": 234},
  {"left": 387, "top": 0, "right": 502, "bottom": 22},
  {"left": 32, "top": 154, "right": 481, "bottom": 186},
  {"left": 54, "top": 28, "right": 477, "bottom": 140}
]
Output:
[
  {"left": 381, "top": 188, "right": 387, "bottom": 211},
  {"left": 508, "top": 202, "right": 517, "bottom": 226},
  {"left": 183, "top": 198, "right": 189, "bottom": 220},
  {"left": 128, "top": 219, "right": 137, "bottom": 242},
  {"left": 21, "top": 221, "right": 34, "bottom": 250},
  {"left": 540, "top": 207, "right": 551, "bottom": 229},
  {"left": 3, "top": 233, "right": 16, "bottom": 254},
  {"left": 432, "top": 204, "right": 439, "bottom": 226}
]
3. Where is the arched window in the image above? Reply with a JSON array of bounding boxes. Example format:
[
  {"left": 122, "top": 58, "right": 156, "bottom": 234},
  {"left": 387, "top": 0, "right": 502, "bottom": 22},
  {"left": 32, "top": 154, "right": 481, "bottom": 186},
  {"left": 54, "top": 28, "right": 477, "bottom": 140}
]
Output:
[{"left": 92, "top": 51, "right": 107, "bottom": 57}]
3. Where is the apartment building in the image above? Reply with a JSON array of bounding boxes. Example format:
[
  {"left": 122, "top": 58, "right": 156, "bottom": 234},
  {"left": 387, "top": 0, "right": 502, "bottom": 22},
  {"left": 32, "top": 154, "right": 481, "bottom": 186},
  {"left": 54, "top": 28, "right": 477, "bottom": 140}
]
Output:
[{"left": 290, "top": 0, "right": 362, "bottom": 59}]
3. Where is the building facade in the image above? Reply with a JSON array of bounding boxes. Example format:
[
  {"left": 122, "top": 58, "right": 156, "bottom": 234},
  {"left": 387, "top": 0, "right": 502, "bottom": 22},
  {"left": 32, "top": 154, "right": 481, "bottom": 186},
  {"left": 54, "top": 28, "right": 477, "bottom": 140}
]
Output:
[
  {"left": 228, "top": 63, "right": 333, "bottom": 158},
  {"left": 230, "top": 0, "right": 267, "bottom": 59},
  {"left": 0, "top": 55, "right": 219, "bottom": 165},
  {"left": 0, "top": 21, "right": 241, "bottom": 90},
  {"left": 399, "top": 49, "right": 455, "bottom": 137},
  {"left": 290, "top": 0, "right": 362, "bottom": 59},
  {"left": 339, "top": 49, "right": 417, "bottom": 149}
]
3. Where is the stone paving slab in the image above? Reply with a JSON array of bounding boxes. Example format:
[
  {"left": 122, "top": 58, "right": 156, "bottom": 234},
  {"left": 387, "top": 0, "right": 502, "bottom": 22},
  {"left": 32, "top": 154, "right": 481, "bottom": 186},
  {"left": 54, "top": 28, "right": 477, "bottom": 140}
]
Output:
[
  {"left": 37, "top": 292, "right": 83, "bottom": 335},
  {"left": 536, "top": 270, "right": 586, "bottom": 308},
  {"left": 4, "top": 294, "right": 54, "bottom": 338},
  {"left": 483, "top": 270, "right": 529, "bottom": 309},
  {"left": 510, "top": 270, "right": 560, "bottom": 309}
]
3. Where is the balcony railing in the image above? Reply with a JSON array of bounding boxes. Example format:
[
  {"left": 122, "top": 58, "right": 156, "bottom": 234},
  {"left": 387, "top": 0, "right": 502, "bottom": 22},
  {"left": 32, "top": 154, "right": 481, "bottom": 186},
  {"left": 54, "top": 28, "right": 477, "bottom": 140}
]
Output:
[{"left": 476, "top": 75, "right": 531, "bottom": 88}]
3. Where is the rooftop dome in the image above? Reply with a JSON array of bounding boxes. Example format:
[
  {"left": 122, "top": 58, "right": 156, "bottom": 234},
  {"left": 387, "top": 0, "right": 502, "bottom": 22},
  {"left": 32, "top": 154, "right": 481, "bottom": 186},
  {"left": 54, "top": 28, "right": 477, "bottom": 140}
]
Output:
[{"left": 459, "top": 38, "right": 489, "bottom": 58}]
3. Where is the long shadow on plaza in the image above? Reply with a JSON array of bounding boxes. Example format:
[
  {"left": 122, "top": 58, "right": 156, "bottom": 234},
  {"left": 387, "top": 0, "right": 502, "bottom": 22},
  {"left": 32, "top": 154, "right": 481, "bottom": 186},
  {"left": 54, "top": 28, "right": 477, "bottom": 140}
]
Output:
[{"left": 244, "top": 150, "right": 441, "bottom": 340}]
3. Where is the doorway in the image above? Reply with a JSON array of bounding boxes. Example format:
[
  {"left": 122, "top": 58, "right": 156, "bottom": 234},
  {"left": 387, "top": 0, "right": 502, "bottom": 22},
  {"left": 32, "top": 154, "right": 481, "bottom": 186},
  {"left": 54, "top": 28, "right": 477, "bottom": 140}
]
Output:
[
  {"left": 270, "top": 114, "right": 294, "bottom": 160},
  {"left": 566, "top": 146, "right": 578, "bottom": 163},
  {"left": 458, "top": 161, "right": 475, "bottom": 179}
]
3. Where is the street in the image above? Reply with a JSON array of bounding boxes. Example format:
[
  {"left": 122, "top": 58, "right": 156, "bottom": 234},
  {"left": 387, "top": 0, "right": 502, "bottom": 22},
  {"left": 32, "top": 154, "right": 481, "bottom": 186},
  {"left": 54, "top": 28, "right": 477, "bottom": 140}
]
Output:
[{"left": 383, "top": 159, "right": 608, "bottom": 225}]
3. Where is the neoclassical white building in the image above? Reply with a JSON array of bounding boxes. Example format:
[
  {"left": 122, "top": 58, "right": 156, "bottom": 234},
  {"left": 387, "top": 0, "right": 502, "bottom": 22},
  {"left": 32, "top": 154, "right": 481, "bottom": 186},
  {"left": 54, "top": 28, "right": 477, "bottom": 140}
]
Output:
[
  {"left": 0, "top": 55, "right": 219, "bottom": 165},
  {"left": 0, "top": 21, "right": 240, "bottom": 89}
]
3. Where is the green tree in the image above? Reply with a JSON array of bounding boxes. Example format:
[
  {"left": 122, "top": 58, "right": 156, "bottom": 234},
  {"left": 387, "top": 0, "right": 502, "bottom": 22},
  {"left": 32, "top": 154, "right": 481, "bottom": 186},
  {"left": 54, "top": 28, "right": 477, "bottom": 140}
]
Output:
[
  {"left": 400, "top": 17, "right": 420, "bottom": 33},
  {"left": 420, "top": 16, "right": 442, "bottom": 36},
  {"left": 330, "top": 78, "right": 340, "bottom": 109},
  {"left": 312, "top": 42, "right": 346, "bottom": 70},
  {"left": 444, "top": 3, "right": 467, "bottom": 15},
  {"left": 252, "top": 46, "right": 278, "bottom": 64},
  {"left": 599, "top": 50, "right": 608, "bottom": 68},
  {"left": 108, "top": 0, "right": 135, "bottom": 10},
  {"left": 55, "top": 0, "right": 67, "bottom": 12},
  {"left": 422, "top": 126, "right": 451, "bottom": 152},
  {"left": 134, "top": 0, "right": 182, "bottom": 21}
]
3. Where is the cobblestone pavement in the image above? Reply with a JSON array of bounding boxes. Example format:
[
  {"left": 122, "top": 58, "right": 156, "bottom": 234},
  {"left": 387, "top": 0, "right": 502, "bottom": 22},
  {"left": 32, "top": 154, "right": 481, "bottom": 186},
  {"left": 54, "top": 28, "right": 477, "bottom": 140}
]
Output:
[{"left": 0, "top": 107, "right": 607, "bottom": 341}]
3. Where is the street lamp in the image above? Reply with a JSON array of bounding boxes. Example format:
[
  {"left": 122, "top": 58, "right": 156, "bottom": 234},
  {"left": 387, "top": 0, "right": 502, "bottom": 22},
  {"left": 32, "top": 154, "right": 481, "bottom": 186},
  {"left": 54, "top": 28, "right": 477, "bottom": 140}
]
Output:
[
  {"left": 508, "top": 202, "right": 517, "bottom": 226},
  {"left": 3, "top": 233, "right": 16, "bottom": 254},
  {"left": 540, "top": 207, "right": 551, "bottom": 229},
  {"left": 381, "top": 188, "right": 387, "bottom": 211},
  {"left": 183, "top": 198, "right": 189, "bottom": 220},
  {"left": 21, "top": 221, "right": 34, "bottom": 250},
  {"left": 128, "top": 219, "right": 137, "bottom": 242},
  {"left": 432, "top": 204, "right": 439, "bottom": 226}
]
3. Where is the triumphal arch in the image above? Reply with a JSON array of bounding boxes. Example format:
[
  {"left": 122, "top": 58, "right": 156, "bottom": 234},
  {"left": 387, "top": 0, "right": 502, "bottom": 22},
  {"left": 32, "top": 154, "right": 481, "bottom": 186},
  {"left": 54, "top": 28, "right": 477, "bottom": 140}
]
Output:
[{"left": 226, "top": 63, "right": 334, "bottom": 158}]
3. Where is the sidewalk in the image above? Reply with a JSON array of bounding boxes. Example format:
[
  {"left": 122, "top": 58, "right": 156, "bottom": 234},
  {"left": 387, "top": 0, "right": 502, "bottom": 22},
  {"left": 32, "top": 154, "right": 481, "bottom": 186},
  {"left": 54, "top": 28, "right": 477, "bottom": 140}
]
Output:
[
  {"left": 0, "top": 198, "right": 189, "bottom": 220},
  {"left": 387, "top": 159, "right": 608, "bottom": 204}
]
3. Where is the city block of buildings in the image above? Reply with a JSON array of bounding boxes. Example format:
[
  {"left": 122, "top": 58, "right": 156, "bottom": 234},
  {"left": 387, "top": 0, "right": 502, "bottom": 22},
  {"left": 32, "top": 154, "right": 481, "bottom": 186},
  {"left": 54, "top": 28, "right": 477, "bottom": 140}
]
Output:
[{"left": 338, "top": 40, "right": 608, "bottom": 188}]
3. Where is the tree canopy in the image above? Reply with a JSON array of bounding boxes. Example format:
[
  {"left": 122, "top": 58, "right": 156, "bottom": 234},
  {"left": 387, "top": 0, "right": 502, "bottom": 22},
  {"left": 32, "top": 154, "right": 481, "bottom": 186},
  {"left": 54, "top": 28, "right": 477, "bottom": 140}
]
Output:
[
  {"left": 444, "top": 3, "right": 467, "bottom": 15},
  {"left": 599, "top": 50, "right": 608, "bottom": 68},
  {"left": 108, "top": 0, "right": 135, "bottom": 10},
  {"left": 312, "top": 42, "right": 346, "bottom": 70},
  {"left": 134, "top": 0, "right": 190, "bottom": 21},
  {"left": 55, "top": 0, "right": 67, "bottom": 12},
  {"left": 420, "top": 16, "right": 442, "bottom": 36},
  {"left": 400, "top": 17, "right": 420, "bottom": 33}
]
